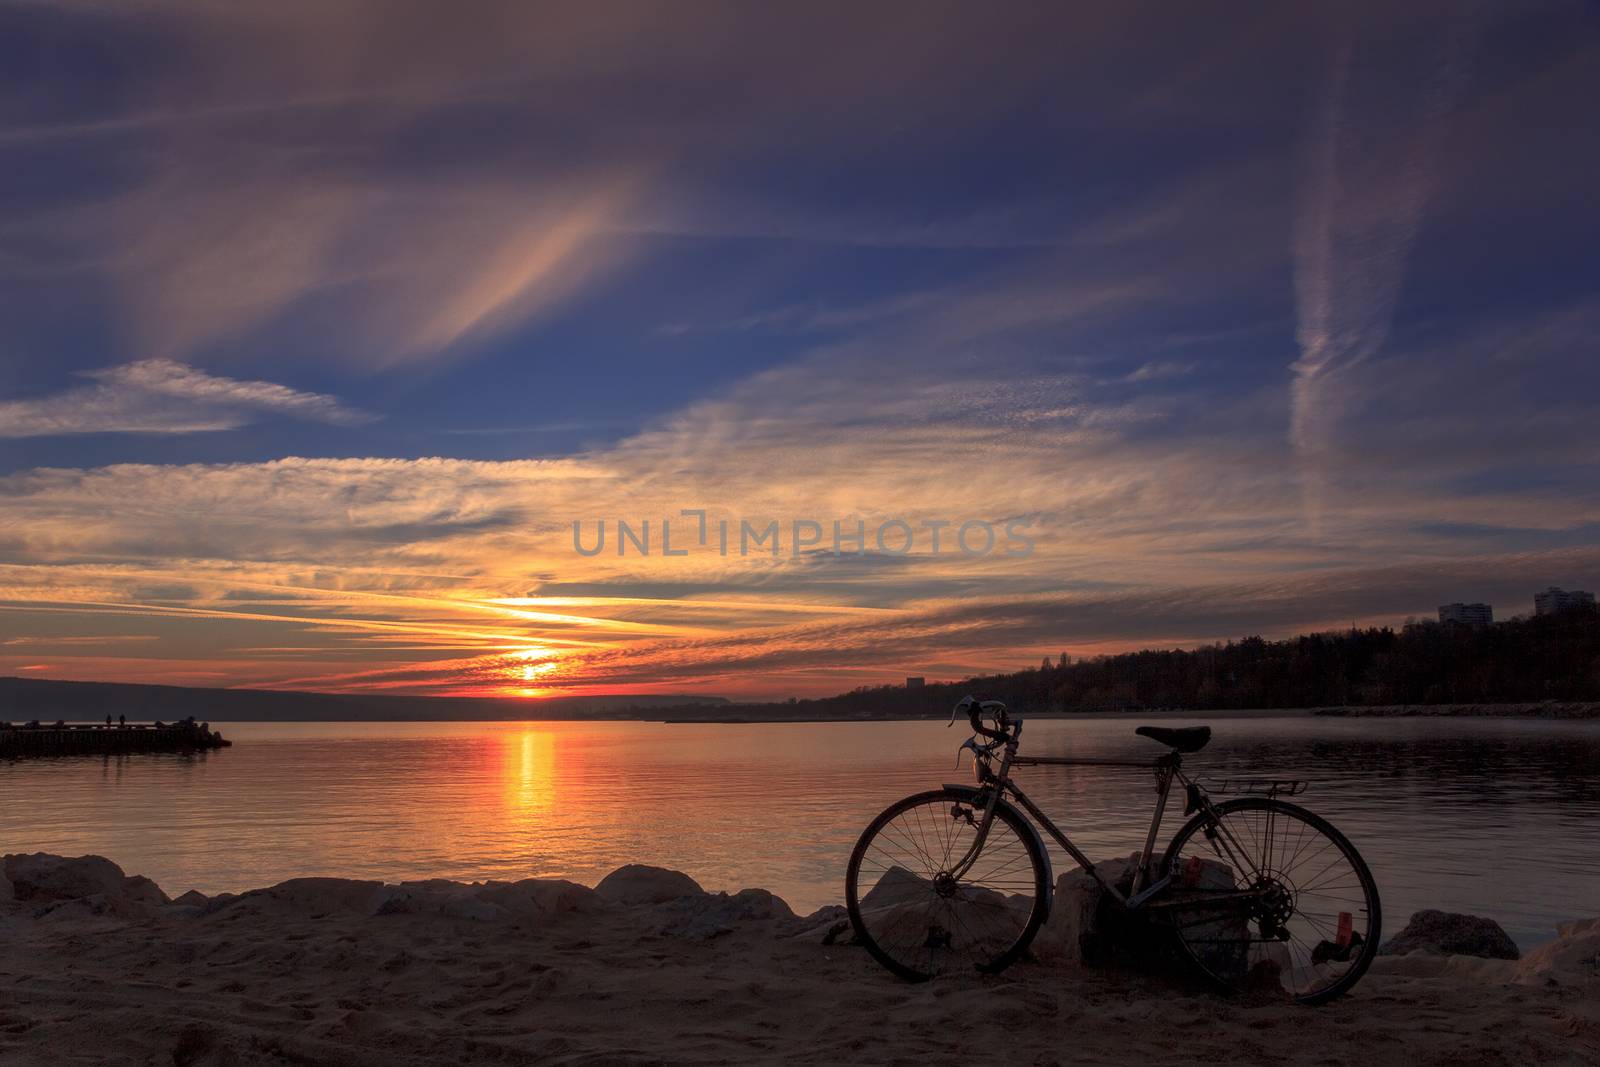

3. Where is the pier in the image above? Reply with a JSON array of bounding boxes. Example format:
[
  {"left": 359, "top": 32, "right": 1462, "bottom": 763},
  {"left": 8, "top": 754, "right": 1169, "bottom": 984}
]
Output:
[{"left": 0, "top": 719, "right": 231, "bottom": 758}]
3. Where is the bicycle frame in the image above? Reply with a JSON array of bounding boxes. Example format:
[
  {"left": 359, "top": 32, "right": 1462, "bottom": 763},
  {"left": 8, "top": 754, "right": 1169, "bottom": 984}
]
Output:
[{"left": 946, "top": 735, "right": 1271, "bottom": 914}]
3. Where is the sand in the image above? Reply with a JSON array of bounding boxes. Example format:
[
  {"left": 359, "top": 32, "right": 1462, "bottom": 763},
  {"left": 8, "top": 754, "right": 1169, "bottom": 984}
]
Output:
[{"left": 1, "top": 855, "right": 1596, "bottom": 1066}]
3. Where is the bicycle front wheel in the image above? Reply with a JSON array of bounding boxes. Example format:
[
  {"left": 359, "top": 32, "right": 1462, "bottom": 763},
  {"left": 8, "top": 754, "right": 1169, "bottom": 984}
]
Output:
[
  {"left": 846, "top": 788, "right": 1048, "bottom": 981},
  {"left": 1160, "top": 797, "right": 1381, "bottom": 1004}
]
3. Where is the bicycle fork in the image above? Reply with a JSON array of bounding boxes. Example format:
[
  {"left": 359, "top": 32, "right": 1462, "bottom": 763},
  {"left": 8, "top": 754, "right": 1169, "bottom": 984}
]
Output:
[{"left": 942, "top": 744, "right": 1018, "bottom": 883}]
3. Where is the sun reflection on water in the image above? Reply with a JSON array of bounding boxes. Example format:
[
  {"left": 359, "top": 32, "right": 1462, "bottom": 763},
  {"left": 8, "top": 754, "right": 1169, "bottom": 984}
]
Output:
[{"left": 505, "top": 728, "right": 558, "bottom": 818}]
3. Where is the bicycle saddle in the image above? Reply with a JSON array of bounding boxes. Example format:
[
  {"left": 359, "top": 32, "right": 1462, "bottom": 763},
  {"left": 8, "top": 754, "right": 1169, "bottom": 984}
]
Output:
[{"left": 1134, "top": 725, "right": 1211, "bottom": 753}]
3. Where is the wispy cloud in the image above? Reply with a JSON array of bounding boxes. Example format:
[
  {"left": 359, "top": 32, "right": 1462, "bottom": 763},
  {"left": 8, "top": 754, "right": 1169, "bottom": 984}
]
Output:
[
  {"left": 2, "top": 635, "right": 158, "bottom": 646},
  {"left": 1123, "top": 360, "right": 1196, "bottom": 384},
  {"left": 1290, "top": 11, "right": 1485, "bottom": 528},
  {"left": 393, "top": 178, "right": 641, "bottom": 358},
  {"left": 0, "top": 359, "right": 373, "bottom": 438}
]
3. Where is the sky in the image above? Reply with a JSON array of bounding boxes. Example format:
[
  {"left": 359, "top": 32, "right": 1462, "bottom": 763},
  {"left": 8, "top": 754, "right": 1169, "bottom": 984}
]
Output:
[{"left": 2, "top": 1, "right": 1598, "bottom": 700}]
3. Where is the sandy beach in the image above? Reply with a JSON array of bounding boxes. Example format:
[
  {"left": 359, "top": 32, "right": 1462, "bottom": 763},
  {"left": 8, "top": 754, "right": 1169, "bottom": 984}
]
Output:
[{"left": 2, "top": 854, "right": 1597, "bottom": 1066}]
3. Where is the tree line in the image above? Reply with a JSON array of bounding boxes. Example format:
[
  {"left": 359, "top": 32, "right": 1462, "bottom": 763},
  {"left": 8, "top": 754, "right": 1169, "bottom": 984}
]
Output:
[{"left": 726, "top": 607, "right": 1600, "bottom": 717}]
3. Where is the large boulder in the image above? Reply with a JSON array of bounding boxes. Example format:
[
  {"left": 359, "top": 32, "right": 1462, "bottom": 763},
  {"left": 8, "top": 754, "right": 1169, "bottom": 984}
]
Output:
[
  {"left": 853, "top": 867, "right": 945, "bottom": 950},
  {"left": 230, "top": 878, "right": 388, "bottom": 917},
  {"left": 733, "top": 887, "right": 793, "bottom": 919},
  {"left": 1032, "top": 854, "right": 1138, "bottom": 965},
  {"left": 476, "top": 878, "right": 595, "bottom": 918},
  {"left": 854, "top": 866, "right": 1036, "bottom": 962},
  {"left": 3, "top": 853, "right": 127, "bottom": 902},
  {"left": 1380, "top": 910, "right": 1520, "bottom": 960},
  {"left": 857, "top": 866, "right": 931, "bottom": 912},
  {"left": 1033, "top": 853, "right": 1245, "bottom": 974},
  {"left": 594, "top": 865, "right": 704, "bottom": 905}
]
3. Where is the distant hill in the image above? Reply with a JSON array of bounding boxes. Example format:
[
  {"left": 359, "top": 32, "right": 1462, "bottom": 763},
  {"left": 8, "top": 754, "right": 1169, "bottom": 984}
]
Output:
[
  {"left": 645, "top": 606, "right": 1600, "bottom": 720},
  {"left": 0, "top": 677, "right": 728, "bottom": 723}
]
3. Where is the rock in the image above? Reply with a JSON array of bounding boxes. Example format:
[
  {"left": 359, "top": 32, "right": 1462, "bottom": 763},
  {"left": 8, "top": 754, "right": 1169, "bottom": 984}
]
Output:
[
  {"left": 800, "top": 904, "right": 847, "bottom": 926},
  {"left": 122, "top": 875, "right": 171, "bottom": 906},
  {"left": 723, "top": 888, "right": 795, "bottom": 922},
  {"left": 373, "top": 877, "right": 593, "bottom": 922},
  {"left": 439, "top": 896, "right": 511, "bottom": 923},
  {"left": 1380, "top": 910, "right": 1520, "bottom": 960},
  {"left": 173, "top": 890, "right": 210, "bottom": 908},
  {"left": 1162, "top": 854, "right": 1253, "bottom": 980},
  {"left": 32, "top": 891, "right": 156, "bottom": 923},
  {"left": 233, "top": 878, "right": 388, "bottom": 917},
  {"left": 787, "top": 906, "right": 851, "bottom": 944},
  {"left": 852, "top": 867, "right": 946, "bottom": 949},
  {"left": 0, "top": 863, "right": 12, "bottom": 905},
  {"left": 857, "top": 866, "right": 931, "bottom": 911},
  {"left": 1033, "top": 853, "right": 1239, "bottom": 972},
  {"left": 594, "top": 865, "right": 704, "bottom": 905},
  {"left": 3, "top": 853, "right": 127, "bottom": 902},
  {"left": 851, "top": 867, "right": 1030, "bottom": 956},
  {"left": 395, "top": 878, "right": 465, "bottom": 892},
  {"left": 1032, "top": 854, "right": 1138, "bottom": 965},
  {"left": 201, "top": 892, "right": 238, "bottom": 915},
  {"left": 1369, "top": 951, "right": 1514, "bottom": 983},
  {"left": 373, "top": 882, "right": 510, "bottom": 921},
  {"left": 373, "top": 884, "right": 468, "bottom": 917},
  {"left": 477, "top": 878, "right": 595, "bottom": 918},
  {"left": 651, "top": 888, "right": 797, "bottom": 939},
  {"left": 1513, "top": 917, "right": 1600, "bottom": 986}
]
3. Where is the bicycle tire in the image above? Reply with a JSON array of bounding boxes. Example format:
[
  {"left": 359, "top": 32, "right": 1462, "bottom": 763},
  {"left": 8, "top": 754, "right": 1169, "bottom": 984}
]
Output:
[
  {"left": 846, "top": 788, "right": 1049, "bottom": 981},
  {"left": 1159, "top": 797, "right": 1381, "bottom": 1005}
]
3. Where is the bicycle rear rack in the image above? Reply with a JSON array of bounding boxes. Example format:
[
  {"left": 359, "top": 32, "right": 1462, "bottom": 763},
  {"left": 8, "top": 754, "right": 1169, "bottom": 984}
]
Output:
[{"left": 1204, "top": 777, "right": 1308, "bottom": 797}]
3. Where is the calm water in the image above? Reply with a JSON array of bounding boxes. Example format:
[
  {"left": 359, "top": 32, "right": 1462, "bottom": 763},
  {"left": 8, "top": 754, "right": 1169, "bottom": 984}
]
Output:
[{"left": 3, "top": 715, "right": 1597, "bottom": 947}]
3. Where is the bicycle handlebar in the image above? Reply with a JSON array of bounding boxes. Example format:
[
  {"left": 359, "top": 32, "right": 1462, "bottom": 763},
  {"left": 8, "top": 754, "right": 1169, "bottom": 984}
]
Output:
[{"left": 954, "top": 695, "right": 1018, "bottom": 742}]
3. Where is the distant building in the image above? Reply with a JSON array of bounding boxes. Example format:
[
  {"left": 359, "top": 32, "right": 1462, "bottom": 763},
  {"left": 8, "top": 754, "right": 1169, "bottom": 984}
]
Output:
[
  {"left": 1534, "top": 587, "right": 1596, "bottom": 616},
  {"left": 1438, "top": 602, "right": 1493, "bottom": 627},
  {"left": 905, "top": 676, "right": 925, "bottom": 689}
]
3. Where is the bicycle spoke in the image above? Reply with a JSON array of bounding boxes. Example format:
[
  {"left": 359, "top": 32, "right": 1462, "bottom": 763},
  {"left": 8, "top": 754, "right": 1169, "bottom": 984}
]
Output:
[
  {"left": 1163, "top": 798, "right": 1379, "bottom": 1004},
  {"left": 849, "top": 791, "right": 1045, "bottom": 979}
]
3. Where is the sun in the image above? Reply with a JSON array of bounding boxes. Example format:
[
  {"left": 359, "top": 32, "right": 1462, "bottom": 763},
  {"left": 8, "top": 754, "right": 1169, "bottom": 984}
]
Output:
[{"left": 502, "top": 647, "right": 561, "bottom": 687}]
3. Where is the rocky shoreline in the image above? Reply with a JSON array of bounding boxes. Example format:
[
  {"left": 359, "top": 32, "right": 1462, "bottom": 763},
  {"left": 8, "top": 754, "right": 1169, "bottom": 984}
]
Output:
[{"left": 2, "top": 853, "right": 1597, "bottom": 1065}]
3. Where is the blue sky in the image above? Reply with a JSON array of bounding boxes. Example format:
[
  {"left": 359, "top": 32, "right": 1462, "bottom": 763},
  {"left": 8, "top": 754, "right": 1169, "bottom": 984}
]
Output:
[{"left": 1, "top": 1, "right": 1597, "bottom": 697}]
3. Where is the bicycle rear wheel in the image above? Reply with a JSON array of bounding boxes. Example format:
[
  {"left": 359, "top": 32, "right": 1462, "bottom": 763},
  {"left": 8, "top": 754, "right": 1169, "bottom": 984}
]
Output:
[
  {"left": 846, "top": 788, "right": 1048, "bottom": 981},
  {"left": 1160, "top": 797, "right": 1380, "bottom": 1004}
]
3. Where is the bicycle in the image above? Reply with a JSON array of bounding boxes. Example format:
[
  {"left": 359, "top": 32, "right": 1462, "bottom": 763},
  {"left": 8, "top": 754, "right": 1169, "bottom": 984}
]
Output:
[{"left": 844, "top": 696, "right": 1381, "bottom": 1004}]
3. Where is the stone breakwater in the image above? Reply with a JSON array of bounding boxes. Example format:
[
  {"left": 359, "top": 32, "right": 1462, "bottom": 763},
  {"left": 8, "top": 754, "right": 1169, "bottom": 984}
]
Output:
[{"left": 0, "top": 719, "right": 230, "bottom": 757}]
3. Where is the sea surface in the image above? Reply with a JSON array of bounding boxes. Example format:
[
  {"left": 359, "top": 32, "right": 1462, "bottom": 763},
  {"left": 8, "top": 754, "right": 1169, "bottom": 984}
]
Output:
[{"left": 4, "top": 714, "right": 1598, "bottom": 947}]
